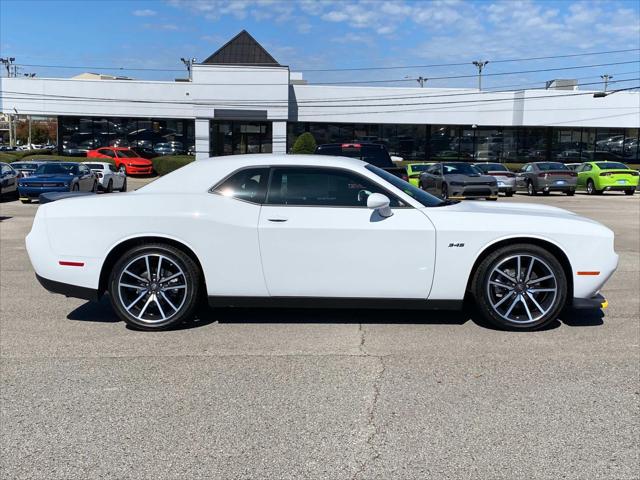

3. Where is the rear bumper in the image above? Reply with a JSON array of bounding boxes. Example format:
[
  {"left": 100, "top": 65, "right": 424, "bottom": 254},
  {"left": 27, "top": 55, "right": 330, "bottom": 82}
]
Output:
[
  {"left": 571, "top": 293, "right": 607, "bottom": 310},
  {"left": 36, "top": 273, "right": 100, "bottom": 301}
]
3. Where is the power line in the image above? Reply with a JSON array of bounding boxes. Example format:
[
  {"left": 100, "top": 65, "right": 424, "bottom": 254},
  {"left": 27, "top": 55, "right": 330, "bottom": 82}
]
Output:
[{"left": 13, "top": 48, "right": 640, "bottom": 74}]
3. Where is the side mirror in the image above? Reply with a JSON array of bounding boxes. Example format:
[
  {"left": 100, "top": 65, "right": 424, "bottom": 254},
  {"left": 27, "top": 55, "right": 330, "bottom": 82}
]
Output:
[{"left": 367, "top": 193, "right": 393, "bottom": 218}]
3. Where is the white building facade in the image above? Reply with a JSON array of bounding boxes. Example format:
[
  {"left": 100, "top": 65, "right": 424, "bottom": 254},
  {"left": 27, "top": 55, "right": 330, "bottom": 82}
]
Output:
[{"left": 1, "top": 31, "right": 639, "bottom": 162}]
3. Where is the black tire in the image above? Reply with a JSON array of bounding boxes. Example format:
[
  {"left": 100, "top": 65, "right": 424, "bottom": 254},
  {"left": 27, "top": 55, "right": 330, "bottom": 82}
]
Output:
[
  {"left": 527, "top": 181, "right": 536, "bottom": 196},
  {"left": 624, "top": 189, "right": 635, "bottom": 196},
  {"left": 486, "top": 197, "right": 498, "bottom": 201},
  {"left": 441, "top": 184, "right": 448, "bottom": 200},
  {"left": 108, "top": 243, "right": 202, "bottom": 330},
  {"left": 471, "top": 243, "right": 567, "bottom": 331},
  {"left": 542, "top": 190, "right": 550, "bottom": 196},
  {"left": 586, "top": 179, "right": 600, "bottom": 195},
  {"left": 20, "top": 198, "right": 31, "bottom": 204},
  {"left": 91, "top": 181, "right": 98, "bottom": 193},
  {"left": 505, "top": 191, "right": 514, "bottom": 197},
  {"left": 72, "top": 183, "right": 79, "bottom": 192},
  {"left": 566, "top": 190, "right": 575, "bottom": 196},
  {"left": 106, "top": 179, "right": 113, "bottom": 193},
  {"left": 120, "top": 178, "right": 127, "bottom": 192}
]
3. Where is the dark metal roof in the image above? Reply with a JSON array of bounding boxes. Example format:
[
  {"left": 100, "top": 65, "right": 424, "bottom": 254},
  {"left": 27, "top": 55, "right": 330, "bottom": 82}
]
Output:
[{"left": 202, "top": 30, "right": 280, "bottom": 66}]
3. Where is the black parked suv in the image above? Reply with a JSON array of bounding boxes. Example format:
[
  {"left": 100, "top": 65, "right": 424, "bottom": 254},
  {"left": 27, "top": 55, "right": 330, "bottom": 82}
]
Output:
[{"left": 314, "top": 143, "right": 408, "bottom": 181}]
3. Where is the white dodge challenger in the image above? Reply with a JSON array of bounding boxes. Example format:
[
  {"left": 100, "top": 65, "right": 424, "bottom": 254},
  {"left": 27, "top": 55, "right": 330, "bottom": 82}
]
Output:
[{"left": 26, "top": 154, "right": 617, "bottom": 331}]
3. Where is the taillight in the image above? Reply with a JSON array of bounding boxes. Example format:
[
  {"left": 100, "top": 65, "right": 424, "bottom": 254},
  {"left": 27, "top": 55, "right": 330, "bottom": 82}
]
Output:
[
  {"left": 631, "top": 171, "right": 639, "bottom": 176},
  {"left": 600, "top": 172, "right": 612, "bottom": 177},
  {"left": 401, "top": 174, "right": 409, "bottom": 181},
  {"left": 538, "top": 173, "right": 548, "bottom": 178},
  {"left": 569, "top": 172, "right": 577, "bottom": 177},
  {"left": 97, "top": 172, "right": 103, "bottom": 178}
]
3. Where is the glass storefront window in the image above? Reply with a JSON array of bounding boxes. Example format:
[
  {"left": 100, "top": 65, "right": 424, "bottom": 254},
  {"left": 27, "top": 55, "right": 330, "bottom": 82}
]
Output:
[
  {"left": 58, "top": 116, "right": 195, "bottom": 157},
  {"left": 210, "top": 121, "right": 272, "bottom": 156}
]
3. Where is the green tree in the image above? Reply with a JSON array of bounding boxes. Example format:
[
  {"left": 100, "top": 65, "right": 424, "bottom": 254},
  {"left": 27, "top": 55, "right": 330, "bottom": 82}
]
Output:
[{"left": 291, "top": 132, "right": 317, "bottom": 154}]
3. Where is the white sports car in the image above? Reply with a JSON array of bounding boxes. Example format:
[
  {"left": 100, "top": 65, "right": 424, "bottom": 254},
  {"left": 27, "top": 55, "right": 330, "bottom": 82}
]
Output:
[
  {"left": 26, "top": 154, "right": 617, "bottom": 331},
  {"left": 84, "top": 162, "right": 127, "bottom": 193}
]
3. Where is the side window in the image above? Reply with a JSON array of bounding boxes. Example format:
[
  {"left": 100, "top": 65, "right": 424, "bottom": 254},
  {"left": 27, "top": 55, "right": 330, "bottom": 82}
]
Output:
[
  {"left": 524, "top": 164, "right": 533, "bottom": 173},
  {"left": 212, "top": 168, "right": 269, "bottom": 204},
  {"left": 101, "top": 149, "right": 116, "bottom": 158},
  {"left": 583, "top": 164, "right": 592, "bottom": 172},
  {"left": 428, "top": 164, "right": 442, "bottom": 175},
  {"left": 109, "top": 165, "right": 117, "bottom": 172},
  {"left": 266, "top": 167, "right": 402, "bottom": 207},
  {"left": 1, "top": 165, "right": 11, "bottom": 175}
]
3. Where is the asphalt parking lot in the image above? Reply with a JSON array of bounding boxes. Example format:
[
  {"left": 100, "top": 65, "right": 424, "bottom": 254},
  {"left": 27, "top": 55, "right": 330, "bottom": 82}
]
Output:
[{"left": 1, "top": 182, "right": 638, "bottom": 480}]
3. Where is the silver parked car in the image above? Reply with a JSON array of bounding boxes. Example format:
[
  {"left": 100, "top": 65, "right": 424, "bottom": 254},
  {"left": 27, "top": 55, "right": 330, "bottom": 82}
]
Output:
[
  {"left": 419, "top": 162, "right": 498, "bottom": 200},
  {"left": 516, "top": 162, "right": 577, "bottom": 196},
  {"left": 472, "top": 162, "right": 516, "bottom": 196}
]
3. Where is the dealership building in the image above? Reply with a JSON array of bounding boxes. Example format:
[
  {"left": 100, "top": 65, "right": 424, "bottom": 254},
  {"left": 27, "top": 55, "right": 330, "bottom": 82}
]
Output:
[{"left": 1, "top": 31, "right": 639, "bottom": 162}]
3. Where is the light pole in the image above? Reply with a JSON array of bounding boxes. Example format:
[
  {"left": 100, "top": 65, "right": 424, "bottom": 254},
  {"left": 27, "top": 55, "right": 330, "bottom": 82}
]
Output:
[
  {"left": 0, "top": 57, "right": 15, "bottom": 77},
  {"left": 472, "top": 60, "right": 489, "bottom": 91},
  {"left": 416, "top": 76, "right": 427, "bottom": 88},
  {"left": 600, "top": 74, "right": 613, "bottom": 92},
  {"left": 180, "top": 57, "right": 196, "bottom": 81}
]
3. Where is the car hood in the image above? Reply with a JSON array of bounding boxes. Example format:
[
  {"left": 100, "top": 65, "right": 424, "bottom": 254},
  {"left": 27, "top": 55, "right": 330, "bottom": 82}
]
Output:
[
  {"left": 433, "top": 200, "right": 603, "bottom": 222},
  {"left": 25, "top": 174, "right": 74, "bottom": 182},
  {"left": 444, "top": 173, "right": 496, "bottom": 183}
]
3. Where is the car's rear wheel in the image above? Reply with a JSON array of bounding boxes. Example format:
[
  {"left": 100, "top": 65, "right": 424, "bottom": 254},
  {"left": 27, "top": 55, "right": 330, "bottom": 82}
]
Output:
[
  {"left": 566, "top": 189, "right": 575, "bottom": 196},
  {"left": 120, "top": 178, "right": 127, "bottom": 192},
  {"left": 542, "top": 190, "right": 550, "bottom": 196},
  {"left": 586, "top": 179, "right": 601, "bottom": 195},
  {"left": 471, "top": 244, "right": 567, "bottom": 330},
  {"left": 624, "top": 189, "right": 635, "bottom": 195},
  {"left": 72, "top": 183, "right": 79, "bottom": 192},
  {"left": 106, "top": 179, "right": 113, "bottom": 193},
  {"left": 91, "top": 181, "right": 97, "bottom": 192},
  {"left": 441, "top": 184, "right": 448, "bottom": 200},
  {"left": 527, "top": 181, "right": 536, "bottom": 196},
  {"left": 505, "top": 191, "right": 514, "bottom": 197},
  {"left": 108, "top": 243, "right": 201, "bottom": 330}
]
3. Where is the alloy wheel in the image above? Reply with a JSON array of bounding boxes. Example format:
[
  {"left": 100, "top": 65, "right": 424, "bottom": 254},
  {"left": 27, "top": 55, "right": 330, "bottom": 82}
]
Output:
[
  {"left": 486, "top": 254, "right": 558, "bottom": 324},
  {"left": 117, "top": 253, "right": 188, "bottom": 325}
]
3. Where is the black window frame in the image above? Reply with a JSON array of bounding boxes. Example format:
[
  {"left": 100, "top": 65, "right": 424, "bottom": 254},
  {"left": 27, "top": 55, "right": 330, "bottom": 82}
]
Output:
[{"left": 210, "top": 165, "right": 408, "bottom": 209}]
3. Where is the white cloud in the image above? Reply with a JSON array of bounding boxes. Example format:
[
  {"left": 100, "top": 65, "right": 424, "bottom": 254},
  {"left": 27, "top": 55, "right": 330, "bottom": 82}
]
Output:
[{"left": 132, "top": 8, "right": 157, "bottom": 16}]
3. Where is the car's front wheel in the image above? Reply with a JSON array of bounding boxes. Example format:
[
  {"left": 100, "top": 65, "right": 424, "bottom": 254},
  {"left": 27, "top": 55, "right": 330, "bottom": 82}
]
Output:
[
  {"left": 108, "top": 243, "right": 202, "bottom": 330},
  {"left": 624, "top": 189, "right": 635, "bottom": 195},
  {"left": 527, "top": 181, "right": 536, "bottom": 196},
  {"left": 471, "top": 244, "right": 567, "bottom": 330}
]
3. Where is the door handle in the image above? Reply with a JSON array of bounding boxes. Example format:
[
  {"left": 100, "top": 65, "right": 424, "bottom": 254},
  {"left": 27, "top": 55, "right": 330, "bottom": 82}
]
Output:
[{"left": 267, "top": 217, "right": 288, "bottom": 223}]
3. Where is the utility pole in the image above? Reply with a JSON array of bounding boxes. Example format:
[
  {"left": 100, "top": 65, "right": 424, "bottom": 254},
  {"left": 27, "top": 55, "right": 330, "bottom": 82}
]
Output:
[
  {"left": 0, "top": 57, "right": 15, "bottom": 77},
  {"left": 472, "top": 60, "right": 489, "bottom": 91},
  {"left": 180, "top": 57, "right": 196, "bottom": 81},
  {"left": 416, "top": 76, "right": 427, "bottom": 88},
  {"left": 601, "top": 74, "right": 613, "bottom": 92},
  {"left": 28, "top": 115, "right": 32, "bottom": 148}
]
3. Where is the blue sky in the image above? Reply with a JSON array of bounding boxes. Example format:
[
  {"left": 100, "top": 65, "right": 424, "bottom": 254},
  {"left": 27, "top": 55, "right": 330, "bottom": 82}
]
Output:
[{"left": 1, "top": 0, "right": 639, "bottom": 90}]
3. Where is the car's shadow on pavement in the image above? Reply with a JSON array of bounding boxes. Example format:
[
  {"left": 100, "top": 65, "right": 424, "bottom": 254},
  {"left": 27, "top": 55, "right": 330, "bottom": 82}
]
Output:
[{"left": 67, "top": 296, "right": 605, "bottom": 332}]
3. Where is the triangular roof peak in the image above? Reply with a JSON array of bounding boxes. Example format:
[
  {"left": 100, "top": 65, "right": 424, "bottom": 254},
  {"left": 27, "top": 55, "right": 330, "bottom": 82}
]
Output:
[{"left": 202, "top": 30, "right": 280, "bottom": 66}]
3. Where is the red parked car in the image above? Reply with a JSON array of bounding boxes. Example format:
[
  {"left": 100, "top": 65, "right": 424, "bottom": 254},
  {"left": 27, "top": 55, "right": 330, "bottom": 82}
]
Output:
[{"left": 86, "top": 147, "right": 153, "bottom": 175}]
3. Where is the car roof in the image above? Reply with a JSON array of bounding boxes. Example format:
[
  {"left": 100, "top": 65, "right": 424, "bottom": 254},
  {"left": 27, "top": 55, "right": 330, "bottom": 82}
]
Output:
[{"left": 140, "top": 154, "right": 370, "bottom": 194}]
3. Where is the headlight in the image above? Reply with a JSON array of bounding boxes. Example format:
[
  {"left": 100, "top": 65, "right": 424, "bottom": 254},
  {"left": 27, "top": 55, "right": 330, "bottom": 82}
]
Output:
[{"left": 18, "top": 182, "right": 24, "bottom": 187}]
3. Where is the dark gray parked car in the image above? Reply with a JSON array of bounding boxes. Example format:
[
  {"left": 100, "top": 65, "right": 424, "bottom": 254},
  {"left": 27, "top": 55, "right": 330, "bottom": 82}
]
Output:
[
  {"left": 419, "top": 162, "right": 498, "bottom": 200},
  {"left": 516, "top": 162, "right": 577, "bottom": 196},
  {"left": 0, "top": 162, "right": 19, "bottom": 200}
]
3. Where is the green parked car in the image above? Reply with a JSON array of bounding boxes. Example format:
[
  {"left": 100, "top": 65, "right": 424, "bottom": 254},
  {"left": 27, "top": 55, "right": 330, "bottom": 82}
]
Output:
[
  {"left": 576, "top": 161, "right": 638, "bottom": 195},
  {"left": 406, "top": 163, "right": 434, "bottom": 187}
]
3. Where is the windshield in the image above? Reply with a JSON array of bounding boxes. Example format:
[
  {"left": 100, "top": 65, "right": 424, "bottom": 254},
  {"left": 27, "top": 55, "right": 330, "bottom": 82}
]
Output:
[
  {"left": 116, "top": 150, "right": 139, "bottom": 158},
  {"left": 316, "top": 144, "right": 393, "bottom": 168},
  {"left": 365, "top": 164, "right": 445, "bottom": 207},
  {"left": 35, "top": 163, "right": 75, "bottom": 175},
  {"left": 84, "top": 163, "right": 104, "bottom": 170},
  {"left": 443, "top": 163, "right": 481, "bottom": 175},
  {"left": 474, "top": 163, "right": 507, "bottom": 173},
  {"left": 537, "top": 162, "right": 568, "bottom": 171},
  {"left": 12, "top": 163, "right": 38, "bottom": 170},
  {"left": 408, "top": 164, "right": 431, "bottom": 172},
  {"left": 596, "top": 162, "right": 628, "bottom": 170}
]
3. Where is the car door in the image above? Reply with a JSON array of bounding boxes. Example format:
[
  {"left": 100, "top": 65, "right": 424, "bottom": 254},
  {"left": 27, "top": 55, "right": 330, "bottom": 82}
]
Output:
[
  {"left": 576, "top": 163, "right": 590, "bottom": 188},
  {"left": 421, "top": 164, "right": 441, "bottom": 195},
  {"left": 258, "top": 166, "right": 436, "bottom": 299},
  {"left": 516, "top": 164, "right": 531, "bottom": 189},
  {"left": 75, "top": 164, "right": 91, "bottom": 190},
  {"left": 1, "top": 164, "right": 17, "bottom": 193}
]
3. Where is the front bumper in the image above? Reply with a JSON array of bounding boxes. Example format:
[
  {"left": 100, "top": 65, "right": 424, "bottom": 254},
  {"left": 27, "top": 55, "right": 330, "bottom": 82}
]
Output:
[
  {"left": 19, "top": 185, "right": 70, "bottom": 199},
  {"left": 448, "top": 185, "right": 498, "bottom": 199},
  {"left": 125, "top": 165, "right": 153, "bottom": 175},
  {"left": 571, "top": 293, "right": 608, "bottom": 310}
]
